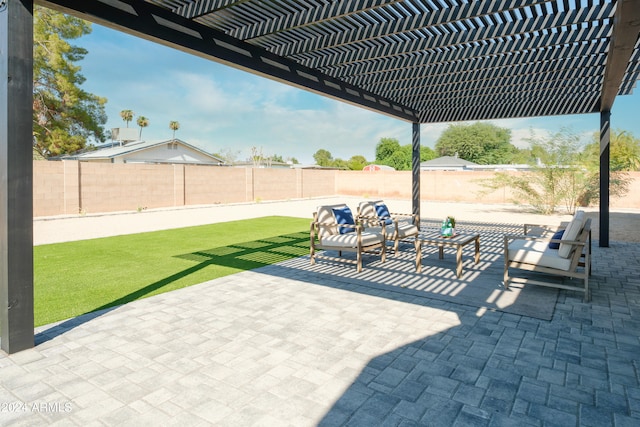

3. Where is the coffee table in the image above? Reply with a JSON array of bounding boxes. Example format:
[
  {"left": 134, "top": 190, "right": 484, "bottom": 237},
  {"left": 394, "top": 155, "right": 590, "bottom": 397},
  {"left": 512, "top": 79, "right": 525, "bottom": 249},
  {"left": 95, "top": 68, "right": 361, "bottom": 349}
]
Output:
[{"left": 416, "top": 231, "right": 480, "bottom": 277}]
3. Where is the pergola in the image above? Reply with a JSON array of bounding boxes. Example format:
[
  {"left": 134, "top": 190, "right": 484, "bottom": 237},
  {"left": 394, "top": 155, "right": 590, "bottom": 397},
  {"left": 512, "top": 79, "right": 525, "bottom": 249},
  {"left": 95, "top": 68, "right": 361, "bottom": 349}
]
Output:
[{"left": 2, "top": 0, "right": 640, "bottom": 353}]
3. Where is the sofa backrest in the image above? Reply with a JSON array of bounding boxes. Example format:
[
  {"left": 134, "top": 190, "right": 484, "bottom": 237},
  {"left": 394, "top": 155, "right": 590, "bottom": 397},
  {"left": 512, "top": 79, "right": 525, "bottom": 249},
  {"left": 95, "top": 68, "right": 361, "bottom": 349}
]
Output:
[{"left": 558, "top": 210, "right": 586, "bottom": 258}]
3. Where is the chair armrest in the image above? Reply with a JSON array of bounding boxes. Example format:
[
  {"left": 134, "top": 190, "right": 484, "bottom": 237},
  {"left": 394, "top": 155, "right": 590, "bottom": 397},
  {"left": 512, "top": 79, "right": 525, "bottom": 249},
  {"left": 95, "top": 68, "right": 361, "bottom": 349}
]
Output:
[
  {"left": 312, "top": 220, "right": 359, "bottom": 229},
  {"left": 391, "top": 212, "right": 418, "bottom": 227},
  {"left": 356, "top": 214, "right": 383, "bottom": 227}
]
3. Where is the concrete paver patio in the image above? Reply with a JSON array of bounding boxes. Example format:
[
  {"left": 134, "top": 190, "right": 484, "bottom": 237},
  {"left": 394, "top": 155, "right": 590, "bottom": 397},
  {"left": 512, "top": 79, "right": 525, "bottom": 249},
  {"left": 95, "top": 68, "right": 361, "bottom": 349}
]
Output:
[{"left": 2, "top": 198, "right": 639, "bottom": 426}]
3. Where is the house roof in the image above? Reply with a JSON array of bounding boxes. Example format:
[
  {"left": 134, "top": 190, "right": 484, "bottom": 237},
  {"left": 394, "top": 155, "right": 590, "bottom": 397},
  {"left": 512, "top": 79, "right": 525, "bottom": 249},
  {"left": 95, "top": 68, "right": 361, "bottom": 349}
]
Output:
[
  {"left": 421, "top": 156, "right": 478, "bottom": 168},
  {"left": 65, "top": 139, "right": 226, "bottom": 164},
  {"left": 363, "top": 164, "right": 395, "bottom": 171},
  {"left": 39, "top": 0, "right": 640, "bottom": 124}
]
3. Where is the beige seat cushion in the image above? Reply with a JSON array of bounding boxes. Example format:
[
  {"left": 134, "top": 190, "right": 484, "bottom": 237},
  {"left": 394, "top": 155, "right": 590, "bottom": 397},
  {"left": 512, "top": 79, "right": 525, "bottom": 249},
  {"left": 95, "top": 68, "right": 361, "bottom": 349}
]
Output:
[
  {"left": 321, "top": 231, "right": 384, "bottom": 248},
  {"left": 508, "top": 239, "right": 572, "bottom": 271},
  {"left": 396, "top": 221, "right": 419, "bottom": 238}
]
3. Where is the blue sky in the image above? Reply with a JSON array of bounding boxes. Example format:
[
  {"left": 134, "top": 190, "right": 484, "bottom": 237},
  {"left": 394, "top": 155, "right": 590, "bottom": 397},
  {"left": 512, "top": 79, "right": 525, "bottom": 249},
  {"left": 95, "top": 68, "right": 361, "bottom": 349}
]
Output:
[{"left": 77, "top": 24, "right": 640, "bottom": 165}]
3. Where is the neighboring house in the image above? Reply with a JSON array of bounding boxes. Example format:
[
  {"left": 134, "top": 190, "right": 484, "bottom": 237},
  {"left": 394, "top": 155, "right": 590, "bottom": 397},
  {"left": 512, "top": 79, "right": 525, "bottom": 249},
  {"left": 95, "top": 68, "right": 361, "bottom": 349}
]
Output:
[
  {"left": 421, "top": 156, "right": 534, "bottom": 172},
  {"left": 363, "top": 164, "right": 395, "bottom": 172},
  {"left": 232, "top": 161, "right": 294, "bottom": 169},
  {"left": 420, "top": 155, "right": 478, "bottom": 171},
  {"left": 466, "top": 164, "right": 534, "bottom": 172},
  {"left": 61, "top": 139, "right": 227, "bottom": 166}
]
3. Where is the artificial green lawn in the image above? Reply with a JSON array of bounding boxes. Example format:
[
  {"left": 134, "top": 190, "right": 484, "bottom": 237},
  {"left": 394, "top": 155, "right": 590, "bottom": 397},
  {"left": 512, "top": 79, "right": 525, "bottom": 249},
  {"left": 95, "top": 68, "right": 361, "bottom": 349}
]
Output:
[{"left": 34, "top": 216, "right": 310, "bottom": 327}]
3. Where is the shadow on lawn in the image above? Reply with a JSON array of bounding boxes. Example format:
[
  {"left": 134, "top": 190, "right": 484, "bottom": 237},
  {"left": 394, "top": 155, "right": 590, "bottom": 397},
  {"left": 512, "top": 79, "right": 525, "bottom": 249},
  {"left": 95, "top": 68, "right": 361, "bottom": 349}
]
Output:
[{"left": 35, "top": 231, "right": 310, "bottom": 345}]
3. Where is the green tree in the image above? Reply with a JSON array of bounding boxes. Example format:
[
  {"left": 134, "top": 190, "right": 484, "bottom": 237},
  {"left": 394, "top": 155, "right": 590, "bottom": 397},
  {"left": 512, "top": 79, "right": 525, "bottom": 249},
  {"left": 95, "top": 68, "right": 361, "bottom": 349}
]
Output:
[
  {"left": 332, "top": 158, "right": 348, "bottom": 170},
  {"left": 374, "top": 137, "right": 434, "bottom": 170},
  {"left": 435, "top": 122, "right": 515, "bottom": 164},
  {"left": 420, "top": 146, "right": 436, "bottom": 162},
  {"left": 120, "top": 109, "right": 134, "bottom": 127},
  {"left": 347, "top": 155, "right": 368, "bottom": 170},
  {"left": 582, "top": 129, "right": 640, "bottom": 171},
  {"left": 136, "top": 116, "right": 149, "bottom": 139},
  {"left": 384, "top": 145, "right": 412, "bottom": 170},
  {"left": 375, "top": 138, "right": 401, "bottom": 162},
  {"left": 313, "top": 149, "right": 333, "bottom": 167},
  {"left": 32, "top": 7, "right": 108, "bottom": 158},
  {"left": 169, "top": 121, "right": 180, "bottom": 140}
]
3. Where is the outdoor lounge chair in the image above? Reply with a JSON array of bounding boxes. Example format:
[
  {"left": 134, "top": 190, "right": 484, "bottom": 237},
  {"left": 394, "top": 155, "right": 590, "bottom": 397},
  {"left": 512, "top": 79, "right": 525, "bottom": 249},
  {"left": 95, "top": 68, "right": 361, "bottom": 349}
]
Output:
[
  {"left": 357, "top": 200, "right": 420, "bottom": 254},
  {"left": 310, "top": 204, "right": 386, "bottom": 272},
  {"left": 504, "top": 210, "right": 592, "bottom": 301}
]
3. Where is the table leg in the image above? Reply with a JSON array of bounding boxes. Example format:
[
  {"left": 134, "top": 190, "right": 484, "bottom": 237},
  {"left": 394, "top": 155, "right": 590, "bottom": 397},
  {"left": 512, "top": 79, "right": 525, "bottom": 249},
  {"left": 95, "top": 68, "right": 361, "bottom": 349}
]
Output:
[
  {"left": 456, "top": 244, "right": 463, "bottom": 278},
  {"left": 415, "top": 238, "right": 422, "bottom": 273},
  {"left": 438, "top": 245, "right": 444, "bottom": 259},
  {"left": 474, "top": 236, "right": 480, "bottom": 264}
]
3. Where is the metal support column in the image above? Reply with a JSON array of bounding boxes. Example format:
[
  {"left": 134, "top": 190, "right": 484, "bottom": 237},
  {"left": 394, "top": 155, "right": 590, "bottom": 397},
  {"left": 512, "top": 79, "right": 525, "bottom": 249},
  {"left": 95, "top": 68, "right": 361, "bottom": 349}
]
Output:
[
  {"left": 599, "top": 110, "right": 610, "bottom": 248},
  {"left": 411, "top": 123, "right": 421, "bottom": 223},
  {"left": 0, "top": 0, "right": 35, "bottom": 353}
]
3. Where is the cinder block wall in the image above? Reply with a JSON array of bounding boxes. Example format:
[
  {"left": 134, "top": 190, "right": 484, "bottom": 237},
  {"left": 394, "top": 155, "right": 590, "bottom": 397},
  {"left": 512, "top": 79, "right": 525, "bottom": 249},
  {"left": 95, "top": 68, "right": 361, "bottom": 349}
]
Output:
[
  {"left": 32, "top": 161, "right": 640, "bottom": 217},
  {"left": 184, "top": 166, "right": 248, "bottom": 205},
  {"left": 335, "top": 170, "right": 518, "bottom": 203},
  {"left": 33, "top": 160, "right": 66, "bottom": 216},
  {"left": 78, "top": 163, "right": 175, "bottom": 214},
  {"left": 300, "top": 169, "right": 335, "bottom": 198}
]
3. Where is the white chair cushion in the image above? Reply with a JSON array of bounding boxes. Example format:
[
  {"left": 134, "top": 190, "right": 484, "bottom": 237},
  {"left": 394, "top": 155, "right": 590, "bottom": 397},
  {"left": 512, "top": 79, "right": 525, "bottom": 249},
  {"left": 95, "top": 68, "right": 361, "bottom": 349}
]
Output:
[
  {"left": 364, "top": 225, "right": 394, "bottom": 235},
  {"left": 396, "top": 221, "right": 419, "bottom": 238},
  {"left": 365, "top": 221, "right": 418, "bottom": 240},
  {"left": 358, "top": 200, "right": 382, "bottom": 219},
  {"left": 508, "top": 239, "right": 572, "bottom": 271},
  {"left": 316, "top": 204, "right": 348, "bottom": 238},
  {"left": 321, "top": 231, "right": 384, "bottom": 248},
  {"left": 558, "top": 210, "right": 585, "bottom": 258}
]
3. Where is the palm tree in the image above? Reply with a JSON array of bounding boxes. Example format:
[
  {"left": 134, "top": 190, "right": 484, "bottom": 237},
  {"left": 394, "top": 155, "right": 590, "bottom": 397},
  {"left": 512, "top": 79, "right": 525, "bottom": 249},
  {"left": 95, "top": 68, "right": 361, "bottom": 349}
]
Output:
[
  {"left": 120, "top": 109, "right": 134, "bottom": 127},
  {"left": 169, "top": 120, "right": 180, "bottom": 141},
  {"left": 137, "top": 116, "right": 149, "bottom": 139}
]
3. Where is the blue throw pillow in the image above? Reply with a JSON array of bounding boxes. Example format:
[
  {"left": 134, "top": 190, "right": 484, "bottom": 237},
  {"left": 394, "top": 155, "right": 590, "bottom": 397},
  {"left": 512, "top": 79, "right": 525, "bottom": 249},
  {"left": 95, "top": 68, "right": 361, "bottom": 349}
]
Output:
[
  {"left": 375, "top": 204, "right": 393, "bottom": 226},
  {"left": 333, "top": 206, "right": 355, "bottom": 234},
  {"left": 548, "top": 230, "right": 564, "bottom": 249}
]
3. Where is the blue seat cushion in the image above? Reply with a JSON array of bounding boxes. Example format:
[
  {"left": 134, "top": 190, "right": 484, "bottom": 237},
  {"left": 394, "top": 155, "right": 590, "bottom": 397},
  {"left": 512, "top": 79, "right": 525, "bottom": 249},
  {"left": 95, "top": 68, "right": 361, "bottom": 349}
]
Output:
[
  {"left": 332, "top": 206, "right": 356, "bottom": 234},
  {"left": 548, "top": 230, "right": 564, "bottom": 249},
  {"left": 375, "top": 204, "right": 393, "bottom": 226}
]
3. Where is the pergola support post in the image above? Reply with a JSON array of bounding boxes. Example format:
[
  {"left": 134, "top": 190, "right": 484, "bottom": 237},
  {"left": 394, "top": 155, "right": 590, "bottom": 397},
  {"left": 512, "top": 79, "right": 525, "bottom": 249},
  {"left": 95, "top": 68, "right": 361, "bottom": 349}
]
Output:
[
  {"left": 599, "top": 110, "right": 610, "bottom": 248},
  {"left": 0, "top": 0, "right": 35, "bottom": 354},
  {"left": 411, "top": 122, "right": 420, "bottom": 223}
]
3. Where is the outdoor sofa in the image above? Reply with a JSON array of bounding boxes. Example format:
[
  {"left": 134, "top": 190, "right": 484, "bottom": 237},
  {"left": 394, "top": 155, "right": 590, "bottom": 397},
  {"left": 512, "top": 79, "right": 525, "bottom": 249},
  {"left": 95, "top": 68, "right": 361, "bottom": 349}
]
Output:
[{"left": 504, "top": 210, "right": 592, "bottom": 301}]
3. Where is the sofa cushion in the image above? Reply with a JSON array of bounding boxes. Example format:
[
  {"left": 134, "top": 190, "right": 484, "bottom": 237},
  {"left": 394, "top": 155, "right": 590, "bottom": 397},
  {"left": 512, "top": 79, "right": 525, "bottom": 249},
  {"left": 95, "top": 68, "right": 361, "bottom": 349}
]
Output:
[
  {"left": 548, "top": 230, "right": 564, "bottom": 249},
  {"left": 332, "top": 206, "right": 356, "bottom": 234},
  {"left": 558, "top": 210, "right": 585, "bottom": 258},
  {"left": 322, "top": 231, "right": 384, "bottom": 248},
  {"left": 508, "top": 239, "right": 572, "bottom": 271}
]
